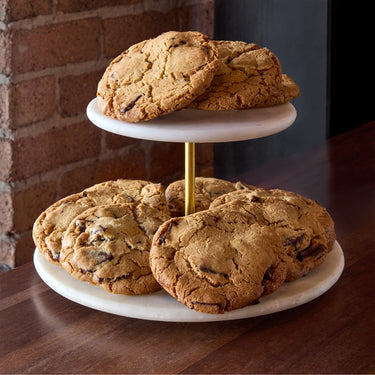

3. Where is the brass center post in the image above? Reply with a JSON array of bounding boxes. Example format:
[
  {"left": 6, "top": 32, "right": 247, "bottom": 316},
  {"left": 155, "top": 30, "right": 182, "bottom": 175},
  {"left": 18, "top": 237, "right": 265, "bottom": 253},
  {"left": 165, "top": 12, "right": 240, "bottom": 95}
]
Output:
[{"left": 185, "top": 142, "right": 195, "bottom": 215}]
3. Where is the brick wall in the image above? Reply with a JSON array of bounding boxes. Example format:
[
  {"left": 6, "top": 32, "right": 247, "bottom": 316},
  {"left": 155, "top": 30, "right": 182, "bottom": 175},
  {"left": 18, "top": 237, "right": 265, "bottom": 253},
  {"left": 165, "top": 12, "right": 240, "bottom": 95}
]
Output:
[{"left": 0, "top": 0, "right": 214, "bottom": 267}]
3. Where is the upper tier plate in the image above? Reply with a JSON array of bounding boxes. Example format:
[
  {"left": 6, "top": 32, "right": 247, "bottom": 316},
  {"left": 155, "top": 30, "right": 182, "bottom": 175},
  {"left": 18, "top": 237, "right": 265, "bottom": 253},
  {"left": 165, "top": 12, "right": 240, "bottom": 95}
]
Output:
[{"left": 86, "top": 98, "right": 297, "bottom": 143}]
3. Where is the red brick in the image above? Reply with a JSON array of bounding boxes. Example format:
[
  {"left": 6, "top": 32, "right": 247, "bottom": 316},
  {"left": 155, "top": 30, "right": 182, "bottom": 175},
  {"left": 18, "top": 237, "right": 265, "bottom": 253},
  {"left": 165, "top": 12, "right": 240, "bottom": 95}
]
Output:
[
  {"left": 11, "top": 121, "right": 102, "bottom": 180},
  {"left": 15, "top": 232, "right": 35, "bottom": 266},
  {"left": 0, "top": 84, "right": 9, "bottom": 127},
  {"left": 0, "top": 236, "right": 15, "bottom": 268},
  {"left": 11, "top": 19, "right": 101, "bottom": 74},
  {"left": 103, "top": 10, "right": 180, "bottom": 57},
  {"left": 178, "top": 3, "right": 215, "bottom": 38},
  {"left": 105, "top": 132, "right": 138, "bottom": 150},
  {"left": 9, "top": 76, "right": 55, "bottom": 128},
  {"left": 197, "top": 164, "right": 214, "bottom": 178},
  {"left": 13, "top": 181, "right": 56, "bottom": 232},
  {"left": 0, "top": 192, "right": 14, "bottom": 233},
  {"left": 59, "top": 147, "right": 146, "bottom": 196},
  {"left": 59, "top": 70, "right": 103, "bottom": 117},
  {"left": 148, "top": 141, "right": 184, "bottom": 183},
  {"left": 57, "top": 0, "right": 140, "bottom": 13},
  {"left": 0, "top": 139, "right": 13, "bottom": 182},
  {"left": 6, "top": 0, "right": 52, "bottom": 22},
  {"left": 196, "top": 143, "right": 214, "bottom": 166}
]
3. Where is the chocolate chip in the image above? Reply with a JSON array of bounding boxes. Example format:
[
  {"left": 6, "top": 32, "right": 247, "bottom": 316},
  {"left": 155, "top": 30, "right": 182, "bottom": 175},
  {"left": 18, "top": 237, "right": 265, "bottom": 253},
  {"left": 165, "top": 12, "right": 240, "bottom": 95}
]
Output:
[
  {"left": 262, "top": 266, "right": 274, "bottom": 282},
  {"left": 249, "top": 299, "right": 260, "bottom": 305},
  {"left": 75, "top": 220, "right": 86, "bottom": 233},
  {"left": 284, "top": 234, "right": 305, "bottom": 250},
  {"left": 50, "top": 251, "right": 60, "bottom": 262},
  {"left": 114, "top": 274, "right": 131, "bottom": 281},
  {"left": 199, "top": 266, "right": 228, "bottom": 279},
  {"left": 82, "top": 191, "right": 88, "bottom": 197},
  {"left": 172, "top": 40, "right": 187, "bottom": 48},
  {"left": 120, "top": 95, "right": 142, "bottom": 113},
  {"left": 261, "top": 266, "right": 275, "bottom": 289},
  {"left": 297, "top": 244, "right": 325, "bottom": 261},
  {"left": 158, "top": 220, "right": 177, "bottom": 244},
  {"left": 91, "top": 235, "right": 106, "bottom": 244},
  {"left": 199, "top": 266, "right": 215, "bottom": 274},
  {"left": 158, "top": 236, "right": 166, "bottom": 245},
  {"left": 250, "top": 195, "right": 262, "bottom": 203},
  {"left": 96, "top": 251, "right": 114, "bottom": 265},
  {"left": 81, "top": 268, "right": 93, "bottom": 274},
  {"left": 93, "top": 225, "right": 107, "bottom": 234}
]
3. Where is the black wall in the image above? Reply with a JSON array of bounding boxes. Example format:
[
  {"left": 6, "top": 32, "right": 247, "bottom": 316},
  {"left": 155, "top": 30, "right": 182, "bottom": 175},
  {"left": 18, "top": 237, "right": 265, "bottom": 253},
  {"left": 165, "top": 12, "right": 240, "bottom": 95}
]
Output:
[
  {"left": 213, "top": 0, "right": 374, "bottom": 180},
  {"left": 327, "top": 0, "right": 375, "bottom": 137}
]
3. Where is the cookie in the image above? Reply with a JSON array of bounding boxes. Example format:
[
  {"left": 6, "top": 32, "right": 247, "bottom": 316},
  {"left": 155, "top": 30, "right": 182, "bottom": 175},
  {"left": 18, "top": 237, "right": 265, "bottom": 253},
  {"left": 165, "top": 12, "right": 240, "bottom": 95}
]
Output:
[
  {"left": 97, "top": 31, "right": 219, "bottom": 122},
  {"left": 32, "top": 179, "right": 169, "bottom": 266},
  {"left": 256, "top": 74, "right": 301, "bottom": 108},
  {"left": 189, "top": 40, "right": 300, "bottom": 110},
  {"left": 210, "top": 188, "right": 336, "bottom": 281},
  {"left": 165, "top": 177, "right": 254, "bottom": 216},
  {"left": 150, "top": 205, "right": 287, "bottom": 314},
  {"left": 60, "top": 203, "right": 168, "bottom": 294}
]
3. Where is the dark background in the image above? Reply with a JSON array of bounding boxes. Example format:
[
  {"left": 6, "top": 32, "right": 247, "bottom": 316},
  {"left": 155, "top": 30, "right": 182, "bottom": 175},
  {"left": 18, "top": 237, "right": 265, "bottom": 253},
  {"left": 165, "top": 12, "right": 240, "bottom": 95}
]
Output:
[{"left": 213, "top": 0, "right": 374, "bottom": 180}]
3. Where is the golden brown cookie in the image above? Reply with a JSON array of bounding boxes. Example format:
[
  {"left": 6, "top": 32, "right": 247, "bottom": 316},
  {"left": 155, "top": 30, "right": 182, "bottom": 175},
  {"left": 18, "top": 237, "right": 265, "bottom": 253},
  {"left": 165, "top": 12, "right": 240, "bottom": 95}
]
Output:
[
  {"left": 165, "top": 176, "right": 254, "bottom": 216},
  {"left": 210, "top": 188, "right": 336, "bottom": 281},
  {"left": 60, "top": 204, "right": 168, "bottom": 295},
  {"left": 97, "top": 31, "right": 219, "bottom": 122},
  {"left": 257, "top": 74, "right": 301, "bottom": 107},
  {"left": 32, "top": 179, "right": 169, "bottom": 266},
  {"left": 189, "top": 40, "right": 300, "bottom": 110},
  {"left": 150, "top": 205, "right": 287, "bottom": 314}
]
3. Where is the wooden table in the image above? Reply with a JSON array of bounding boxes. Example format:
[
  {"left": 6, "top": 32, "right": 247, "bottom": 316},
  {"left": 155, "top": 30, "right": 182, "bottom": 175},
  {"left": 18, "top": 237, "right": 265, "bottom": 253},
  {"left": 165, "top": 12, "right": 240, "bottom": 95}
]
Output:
[{"left": 1, "top": 122, "right": 374, "bottom": 374}]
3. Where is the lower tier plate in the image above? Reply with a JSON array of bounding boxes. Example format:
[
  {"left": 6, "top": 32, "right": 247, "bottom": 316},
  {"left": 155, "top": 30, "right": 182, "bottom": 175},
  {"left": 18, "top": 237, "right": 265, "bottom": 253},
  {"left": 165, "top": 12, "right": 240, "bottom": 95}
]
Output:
[{"left": 33, "top": 242, "right": 344, "bottom": 322}]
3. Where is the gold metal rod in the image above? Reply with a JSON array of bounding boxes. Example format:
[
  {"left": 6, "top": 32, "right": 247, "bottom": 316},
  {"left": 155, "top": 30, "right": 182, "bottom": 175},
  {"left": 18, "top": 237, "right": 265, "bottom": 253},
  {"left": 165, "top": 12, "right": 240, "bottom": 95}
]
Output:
[{"left": 185, "top": 142, "right": 195, "bottom": 215}]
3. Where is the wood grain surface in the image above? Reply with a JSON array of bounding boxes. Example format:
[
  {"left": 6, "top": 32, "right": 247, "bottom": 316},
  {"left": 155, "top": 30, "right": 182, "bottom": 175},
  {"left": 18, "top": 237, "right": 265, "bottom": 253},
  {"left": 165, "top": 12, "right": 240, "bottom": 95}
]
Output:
[{"left": 1, "top": 122, "right": 374, "bottom": 374}]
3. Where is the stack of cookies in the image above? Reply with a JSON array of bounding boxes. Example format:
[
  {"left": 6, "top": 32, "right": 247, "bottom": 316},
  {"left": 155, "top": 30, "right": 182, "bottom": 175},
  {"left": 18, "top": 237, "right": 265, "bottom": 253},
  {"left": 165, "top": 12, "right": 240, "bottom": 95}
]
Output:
[
  {"left": 97, "top": 31, "right": 300, "bottom": 123},
  {"left": 32, "top": 177, "right": 335, "bottom": 314},
  {"left": 33, "top": 32, "right": 323, "bottom": 315}
]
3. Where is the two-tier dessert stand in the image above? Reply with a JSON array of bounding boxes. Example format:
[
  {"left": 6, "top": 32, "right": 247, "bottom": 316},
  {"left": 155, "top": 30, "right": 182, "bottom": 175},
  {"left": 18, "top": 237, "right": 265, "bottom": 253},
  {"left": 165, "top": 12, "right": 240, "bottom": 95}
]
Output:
[{"left": 33, "top": 100, "right": 344, "bottom": 322}]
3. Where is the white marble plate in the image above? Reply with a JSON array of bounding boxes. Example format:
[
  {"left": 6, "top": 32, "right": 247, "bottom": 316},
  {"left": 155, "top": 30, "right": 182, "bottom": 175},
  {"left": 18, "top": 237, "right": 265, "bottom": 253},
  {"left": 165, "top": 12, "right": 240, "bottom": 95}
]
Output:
[
  {"left": 33, "top": 242, "right": 344, "bottom": 322},
  {"left": 86, "top": 98, "right": 297, "bottom": 143}
]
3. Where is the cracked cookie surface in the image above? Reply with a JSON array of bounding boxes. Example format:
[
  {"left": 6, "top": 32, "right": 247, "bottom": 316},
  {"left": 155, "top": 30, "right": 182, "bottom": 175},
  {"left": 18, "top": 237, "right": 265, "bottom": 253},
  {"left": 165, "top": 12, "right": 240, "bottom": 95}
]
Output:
[
  {"left": 150, "top": 205, "right": 287, "bottom": 314},
  {"left": 60, "top": 203, "right": 168, "bottom": 294},
  {"left": 165, "top": 177, "right": 254, "bottom": 216},
  {"left": 32, "top": 179, "right": 169, "bottom": 266},
  {"left": 189, "top": 40, "right": 300, "bottom": 110},
  {"left": 210, "top": 188, "right": 336, "bottom": 281},
  {"left": 97, "top": 31, "right": 219, "bottom": 122}
]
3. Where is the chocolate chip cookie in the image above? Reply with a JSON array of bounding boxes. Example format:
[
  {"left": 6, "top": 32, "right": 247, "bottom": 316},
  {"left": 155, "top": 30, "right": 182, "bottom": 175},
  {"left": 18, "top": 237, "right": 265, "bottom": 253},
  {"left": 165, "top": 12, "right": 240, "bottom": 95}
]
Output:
[
  {"left": 97, "top": 31, "right": 219, "bottom": 122},
  {"left": 60, "top": 203, "right": 168, "bottom": 294},
  {"left": 150, "top": 204, "right": 287, "bottom": 314},
  {"left": 32, "top": 179, "right": 169, "bottom": 266},
  {"left": 165, "top": 177, "right": 254, "bottom": 216},
  {"left": 189, "top": 40, "right": 300, "bottom": 110},
  {"left": 210, "top": 188, "right": 336, "bottom": 281}
]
